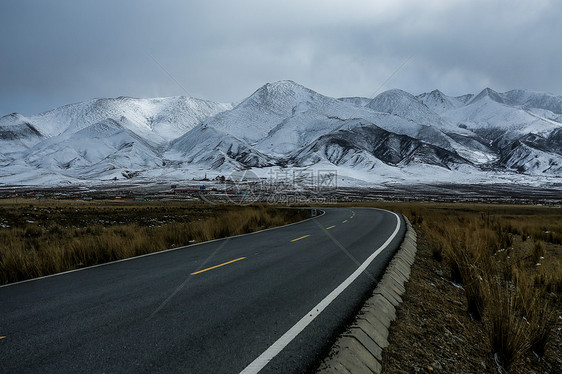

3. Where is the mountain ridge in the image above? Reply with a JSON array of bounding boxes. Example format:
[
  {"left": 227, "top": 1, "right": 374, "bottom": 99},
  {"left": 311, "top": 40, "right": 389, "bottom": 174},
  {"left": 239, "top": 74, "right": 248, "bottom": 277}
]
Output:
[{"left": 0, "top": 80, "right": 560, "bottom": 187}]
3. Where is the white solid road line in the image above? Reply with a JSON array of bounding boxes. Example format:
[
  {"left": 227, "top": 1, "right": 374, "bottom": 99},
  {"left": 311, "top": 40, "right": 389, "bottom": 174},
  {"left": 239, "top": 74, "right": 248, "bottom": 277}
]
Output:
[{"left": 239, "top": 210, "right": 401, "bottom": 374}]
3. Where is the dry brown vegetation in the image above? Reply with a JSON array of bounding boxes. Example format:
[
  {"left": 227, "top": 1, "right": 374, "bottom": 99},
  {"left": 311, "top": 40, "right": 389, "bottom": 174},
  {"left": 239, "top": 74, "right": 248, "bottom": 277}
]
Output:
[
  {"left": 2, "top": 198, "right": 560, "bottom": 371},
  {"left": 354, "top": 202, "right": 561, "bottom": 373},
  {"left": 0, "top": 199, "right": 310, "bottom": 285}
]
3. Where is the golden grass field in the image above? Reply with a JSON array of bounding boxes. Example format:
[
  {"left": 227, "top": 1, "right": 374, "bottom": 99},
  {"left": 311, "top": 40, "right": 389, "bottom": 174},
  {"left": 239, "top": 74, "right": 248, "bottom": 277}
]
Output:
[{"left": 0, "top": 199, "right": 310, "bottom": 285}]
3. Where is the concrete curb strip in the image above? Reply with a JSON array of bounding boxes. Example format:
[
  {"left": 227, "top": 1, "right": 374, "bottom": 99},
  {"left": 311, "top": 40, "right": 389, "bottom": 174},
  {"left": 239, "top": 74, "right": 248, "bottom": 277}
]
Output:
[
  {"left": 365, "top": 294, "right": 396, "bottom": 321},
  {"left": 317, "top": 215, "right": 417, "bottom": 374}
]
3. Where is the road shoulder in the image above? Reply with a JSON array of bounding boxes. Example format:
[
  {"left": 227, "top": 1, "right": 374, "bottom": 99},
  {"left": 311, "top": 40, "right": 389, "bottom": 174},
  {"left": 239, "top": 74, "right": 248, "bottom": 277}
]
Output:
[{"left": 316, "top": 216, "right": 417, "bottom": 374}]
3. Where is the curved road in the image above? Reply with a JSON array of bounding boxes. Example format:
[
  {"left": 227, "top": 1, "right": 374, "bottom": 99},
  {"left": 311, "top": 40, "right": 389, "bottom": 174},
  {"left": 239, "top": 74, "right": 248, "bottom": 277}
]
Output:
[{"left": 0, "top": 207, "right": 405, "bottom": 373}]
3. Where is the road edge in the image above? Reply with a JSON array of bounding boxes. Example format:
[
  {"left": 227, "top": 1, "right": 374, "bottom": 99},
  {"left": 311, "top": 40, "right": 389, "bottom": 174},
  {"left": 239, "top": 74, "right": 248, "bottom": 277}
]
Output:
[
  {"left": 0, "top": 207, "right": 325, "bottom": 289},
  {"left": 316, "top": 215, "right": 417, "bottom": 374}
]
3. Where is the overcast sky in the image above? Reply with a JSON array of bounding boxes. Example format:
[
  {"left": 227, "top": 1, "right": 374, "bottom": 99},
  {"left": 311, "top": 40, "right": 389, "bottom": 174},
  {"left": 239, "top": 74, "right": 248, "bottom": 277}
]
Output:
[{"left": 1, "top": 0, "right": 561, "bottom": 116}]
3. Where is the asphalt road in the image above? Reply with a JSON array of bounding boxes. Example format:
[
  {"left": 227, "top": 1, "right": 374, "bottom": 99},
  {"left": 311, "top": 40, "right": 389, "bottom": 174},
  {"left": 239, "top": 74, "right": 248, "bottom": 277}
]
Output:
[{"left": 0, "top": 207, "right": 405, "bottom": 374}]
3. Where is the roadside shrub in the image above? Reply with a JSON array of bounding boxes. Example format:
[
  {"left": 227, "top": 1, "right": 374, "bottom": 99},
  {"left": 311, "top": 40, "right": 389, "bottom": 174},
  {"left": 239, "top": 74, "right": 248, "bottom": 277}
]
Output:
[
  {"left": 24, "top": 225, "right": 44, "bottom": 238},
  {"left": 534, "top": 258, "right": 562, "bottom": 294},
  {"left": 531, "top": 241, "right": 544, "bottom": 264},
  {"left": 482, "top": 278, "right": 530, "bottom": 372}
]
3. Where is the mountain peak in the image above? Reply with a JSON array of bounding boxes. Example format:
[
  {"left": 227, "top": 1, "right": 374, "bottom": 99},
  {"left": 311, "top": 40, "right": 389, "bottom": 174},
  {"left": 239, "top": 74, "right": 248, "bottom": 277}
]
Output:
[
  {"left": 238, "top": 80, "right": 327, "bottom": 114},
  {"left": 205, "top": 80, "right": 346, "bottom": 146},
  {"left": 368, "top": 89, "right": 424, "bottom": 112},
  {"left": 0, "top": 112, "right": 27, "bottom": 125},
  {"left": 417, "top": 89, "right": 448, "bottom": 102},
  {"left": 470, "top": 87, "right": 504, "bottom": 104},
  {"left": 253, "top": 80, "right": 316, "bottom": 98},
  {"left": 21, "top": 95, "right": 231, "bottom": 142},
  {"left": 417, "top": 89, "right": 458, "bottom": 113},
  {"left": 0, "top": 112, "right": 44, "bottom": 148},
  {"left": 367, "top": 88, "right": 447, "bottom": 128},
  {"left": 376, "top": 88, "right": 413, "bottom": 98},
  {"left": 264, "top": 79, "right": 300, "bottom": 89}
]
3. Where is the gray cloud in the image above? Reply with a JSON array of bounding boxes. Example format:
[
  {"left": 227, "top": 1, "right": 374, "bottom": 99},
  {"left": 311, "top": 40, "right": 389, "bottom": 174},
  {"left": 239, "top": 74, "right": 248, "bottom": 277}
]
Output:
[{"left": 1, "top": 0, "right": 561, "bottom": 116}]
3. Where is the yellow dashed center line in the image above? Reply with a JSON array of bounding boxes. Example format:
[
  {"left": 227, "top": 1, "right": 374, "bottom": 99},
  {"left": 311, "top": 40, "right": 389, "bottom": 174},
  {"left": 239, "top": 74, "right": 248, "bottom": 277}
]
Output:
[
  {"left": 0, "top": 336, "right": 6, "bottom": 340},
  {"left": 326, "top": 225, "right": 336, "bottom": 230},
  {"left": 291, "top": 235, "right": 311, "bottom": 242},
  {"left": 191, "top": 257, "right": 246, "bottom": 275},
  {"left": 342, "top": 220, "right": 348, "bottom": 223}
]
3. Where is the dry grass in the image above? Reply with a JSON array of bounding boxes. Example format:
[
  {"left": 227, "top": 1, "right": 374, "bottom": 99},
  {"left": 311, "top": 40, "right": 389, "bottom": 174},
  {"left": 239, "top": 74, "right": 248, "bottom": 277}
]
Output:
[
  {"left": 0, "top": 200, "right": 310, "bottom": 284},
  {"left": 334, "top": 201, "right": 561, "bottom": 372},
  {"left": 407, "top": 206, "right": 559, "bottom": 371}
]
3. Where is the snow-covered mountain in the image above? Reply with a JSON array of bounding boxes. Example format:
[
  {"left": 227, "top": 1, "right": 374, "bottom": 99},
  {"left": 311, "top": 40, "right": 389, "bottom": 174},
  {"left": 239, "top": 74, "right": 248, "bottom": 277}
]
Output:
[
  {"left": 7, "top": 96, "right": 232, "bottom": 145},
  {"left": 0, "top": 113, "right": 45, "bottom": 155},
  {"left": 24, "top": 119, "right": 163, "bottom": 174},
  {"left": 0, "top": 81, "right": 560, "bottom": 187},
  {"left": 367, "top": 89, "right": 446, "bottom": 127},
  {"left": 338, "top": 97, "right": 372, "bottom": 107},
  {"left": 287, "top": 121, "right": 470, "bottom": 171},
  {"left": 416, "top": 89, "right": 467, "bottom": 114},
  {"left": 166, "top": 124, "right": 275, "bottom": 170}
]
